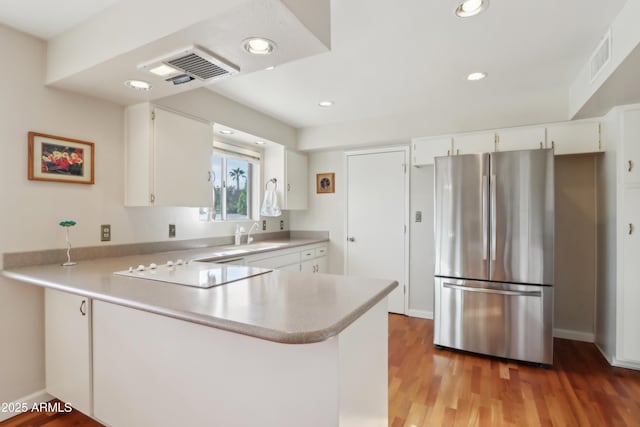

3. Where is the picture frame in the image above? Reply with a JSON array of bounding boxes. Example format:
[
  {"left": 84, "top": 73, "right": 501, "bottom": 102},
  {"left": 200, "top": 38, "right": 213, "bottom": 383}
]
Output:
[
  {"left": 28, "top": 132, "right": 94, "bottom": 185},
  {"left": 316, "top": 172, "right": 335, "bottom": 194}
]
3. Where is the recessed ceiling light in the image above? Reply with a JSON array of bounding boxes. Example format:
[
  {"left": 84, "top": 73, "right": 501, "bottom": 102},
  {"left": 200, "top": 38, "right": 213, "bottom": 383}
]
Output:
[
  {"left": 265, "top": 66, "right": 276, "bottom": 71},
  {"left": 455, "top": 0, "right": 488, "bottom": 18},
  {"left": 318, "top": 100, "right": 334, "bottom": 108},
  {"left": 255, "top": 140, "right": 266, "bottom": 145},
  {"left": 467, "top": 72, "right": 487, "bottom": 81},
  {"left": 149, "top": 64, "right": 179, "bottom": 77},
  {"left": 243, "top": 37, "right": 276, "bottom": 55},
  {"left": 124, "top": 80, "right": 151, "bottom": 91},
  {"left": 219, "top": 129, "right": 234, "bottom": 135}
]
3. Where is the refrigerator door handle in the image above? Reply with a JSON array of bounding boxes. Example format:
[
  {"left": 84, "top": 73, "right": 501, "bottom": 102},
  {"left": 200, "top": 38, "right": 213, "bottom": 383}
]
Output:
[
  {"left": 482, "top": 175, "right": 488, "bottom": 260},
  {"left": 490, "top": 174, "right": 497, "bottom": 261},
  {"left": 443, "top": 282, "right": 542, "bottom": 297}
]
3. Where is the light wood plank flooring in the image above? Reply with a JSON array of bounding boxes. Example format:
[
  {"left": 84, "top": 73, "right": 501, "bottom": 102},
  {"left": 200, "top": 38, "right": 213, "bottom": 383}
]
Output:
[
  {"left": 3, "top": 315, "right": 639, "bottom": 426},
  {"left": 389, "top": 314, "right": 640, "bottom": 427}
]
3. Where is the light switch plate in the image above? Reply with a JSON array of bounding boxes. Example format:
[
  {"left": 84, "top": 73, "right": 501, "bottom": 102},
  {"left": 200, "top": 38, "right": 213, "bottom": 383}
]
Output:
[
  {"left": 415, "top": 211, "right": 422, "bottom": 223},
  {"left": 101, "top": 224, "right": 111, "bottom": 242},
  {"left": 169, "top": 224, "right": 176, "bottom": 238}
]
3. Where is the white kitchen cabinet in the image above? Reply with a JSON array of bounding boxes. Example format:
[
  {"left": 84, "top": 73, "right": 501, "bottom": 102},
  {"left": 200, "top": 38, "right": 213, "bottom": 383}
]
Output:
[
  {"left": 45, "top": 289, "right": 92, "bottom": 416},
  {"left": 412, "top": 136, "right": 452, "bottom": 166},
  {"left": 246, "top": 243, "right": 328, "bottom": 273},
  {"left": 621, "top": 187, "right": 640, "bottom": 363},
  {"left": 546, "top": 121, "right": 601, "bottom": 155},
  {"left": 125, "top": 103, "right": 214, "bottom": 207},
  {"left": 263, "top": 146, "right": 308, "bottom": 210},
  {"left": 622, "top": 110, "right": 640, "bottom": 185},
  {"left": 452, "top": 132, "right": 495, "bottom": 155},
  {"left": 300, "top": 246, "right": 328, "bottom": 273},
  {"left": 496, "top": 126, "right": 546, "bottom": 152}
]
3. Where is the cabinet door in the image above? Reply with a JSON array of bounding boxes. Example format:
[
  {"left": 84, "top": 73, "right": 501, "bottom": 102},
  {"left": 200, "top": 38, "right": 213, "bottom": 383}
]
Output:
[
  {"left": 315, "top": 256, "right": 328, "bottom": 274},
  {"left": 153, "top": 108, "right": 214, "bottom": 207},
  {"left": 412, "top": 137, "right": 452, "bottom": 166},
  {"left": 284, "top": 150, "right": 308, "bottom": 209},
  {"left": 300, "top": 259, "right": 316, "bottom": 273},
  {"left": 45, "top": 289, "right": 91, "bottom": 415},
  {"left": 623, "top": 110, "right": 640, "bottom": 185},
  {"left": 496, "top": 127, "right": 545, "bottom": 152},
  {"left": 621, "top": 188, "right": 640, "bottom": 363},
  {"left": 453, "top": 132, "right": 495, "bottom": 155},
  {"left": 547, "top": 121, "right": 600, "bottom": 155}
]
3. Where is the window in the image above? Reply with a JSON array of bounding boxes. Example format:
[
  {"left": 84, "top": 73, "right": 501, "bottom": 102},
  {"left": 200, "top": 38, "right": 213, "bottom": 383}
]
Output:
[{"left": 200, "top": 141, "right": 260, "bottom": 221}]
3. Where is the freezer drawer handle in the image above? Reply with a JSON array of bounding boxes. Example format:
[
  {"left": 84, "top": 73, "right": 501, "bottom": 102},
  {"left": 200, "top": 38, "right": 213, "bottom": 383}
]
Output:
[{"left": 443, "top": 282, "right": 542, "bottom": 297}]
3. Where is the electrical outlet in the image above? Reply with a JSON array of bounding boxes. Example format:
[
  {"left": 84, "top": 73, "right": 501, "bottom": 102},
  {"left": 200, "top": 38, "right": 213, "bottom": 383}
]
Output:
[
  {"left": 415, "top": 211, "right": 422, "bottom": 223},
  {"left": 279, "top": 220, "right": 284, "bottom": 231},
  {"left": 262, "top": 220, "right": 267, "bottom": 231},
  {"left": 169, "top": 224, "right": 176, "bottom": 238},
  {"left": 101, "top": 224, "right": 111, "bottom": 242}
]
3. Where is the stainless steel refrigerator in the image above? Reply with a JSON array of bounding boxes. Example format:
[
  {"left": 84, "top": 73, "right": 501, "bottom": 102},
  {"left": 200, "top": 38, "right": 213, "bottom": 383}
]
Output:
[{"left": 433, "top": 149, "right": 554, "bottom": 365}]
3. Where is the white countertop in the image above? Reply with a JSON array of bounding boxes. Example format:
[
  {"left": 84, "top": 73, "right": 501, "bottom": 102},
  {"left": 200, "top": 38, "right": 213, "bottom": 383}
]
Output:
[{"left": 2, "top": 239, "right": 397, "bottom": 344}]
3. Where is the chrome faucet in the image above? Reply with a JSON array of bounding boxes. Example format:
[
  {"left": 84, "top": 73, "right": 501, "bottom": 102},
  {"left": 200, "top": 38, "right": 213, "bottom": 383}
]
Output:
[{"left": 247, "top": 222, "right": 259, "bottom": 244}]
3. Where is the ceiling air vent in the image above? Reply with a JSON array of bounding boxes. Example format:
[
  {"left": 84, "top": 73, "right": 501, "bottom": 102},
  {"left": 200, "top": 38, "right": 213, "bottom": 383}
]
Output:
[
  {"left": 139, "top": 45, "right": 239, "bottom": 83},
  {"left": 589, "top": 29, "right": 611, "bottom": 83}
]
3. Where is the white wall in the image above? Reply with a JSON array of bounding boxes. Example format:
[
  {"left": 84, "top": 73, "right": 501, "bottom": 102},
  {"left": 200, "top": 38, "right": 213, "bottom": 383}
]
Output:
[
  {"left": 289, "top": 150, "right": 345, "bottom": 274},
  {"left": 0, "top": 23, "right": 295, "bottom": 405},
  {"left": 408, "top": 166, "right": 435, "bottom": 318}
]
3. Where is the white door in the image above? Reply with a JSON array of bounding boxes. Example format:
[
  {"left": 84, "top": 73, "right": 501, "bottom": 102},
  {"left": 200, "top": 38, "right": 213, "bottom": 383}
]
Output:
[{"left": 346, "top": 147, "right": 409, "bottom": 314}]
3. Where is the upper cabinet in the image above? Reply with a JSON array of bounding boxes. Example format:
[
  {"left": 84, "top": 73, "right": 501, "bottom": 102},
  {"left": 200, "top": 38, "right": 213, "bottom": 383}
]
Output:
[
  {"left": 412, "top": 137, "right": 452, "bottom": 166},
  {"left": 496, "top": 127, "right": 545, "bottom": 152},
  {"left": 547, "top": 121, "right": 601, "bottom": 156},
  {"left": 453, "top": 132, "right": 495, "bottom": 155},
  {"left": 125, "top": 103, "right": 214, "bottom": 207},
  {"left": 621, "top": 110, "right": 640, "bottom": 185},
  {"left": 412, "top": 119, "right": 602, "bottom": 166},
  {"left": 264, "top": 145, "right": 308, "bottom": 210}
]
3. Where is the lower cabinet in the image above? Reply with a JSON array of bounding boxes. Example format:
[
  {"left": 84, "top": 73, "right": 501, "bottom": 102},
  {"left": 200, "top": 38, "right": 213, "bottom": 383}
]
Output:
[
  {"left": 247, "top": 244, "right": 328, "bottom": 273},
  {"left": 45, "top": 288, "right": 92, "bottom": 416}
]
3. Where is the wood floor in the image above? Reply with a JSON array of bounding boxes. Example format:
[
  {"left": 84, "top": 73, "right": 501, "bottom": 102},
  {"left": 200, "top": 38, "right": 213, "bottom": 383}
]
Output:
[
  {"left": 389, "top": 314, "right": 640, "bottom": 427},
  {"left": 3, "top": 315, "right": 640, "bottom": 426}
]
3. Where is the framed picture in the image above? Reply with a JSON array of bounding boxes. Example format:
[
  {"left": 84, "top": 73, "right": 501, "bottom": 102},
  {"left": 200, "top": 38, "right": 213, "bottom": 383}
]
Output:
[
  {"left": 28, "top": 132, "right": 94, "bottom": 185},
  {"left": 316, "top": 172, "right": 335, "bottom": 194}
]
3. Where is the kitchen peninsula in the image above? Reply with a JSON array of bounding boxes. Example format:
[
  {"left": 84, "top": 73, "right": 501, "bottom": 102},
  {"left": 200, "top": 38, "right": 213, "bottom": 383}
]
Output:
[{"left": 2, "top": 240, "right": 397, "bottom": 427}]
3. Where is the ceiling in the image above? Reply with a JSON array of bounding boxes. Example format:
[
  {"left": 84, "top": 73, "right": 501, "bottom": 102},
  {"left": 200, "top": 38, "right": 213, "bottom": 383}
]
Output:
[{"left": 0, "top": 0, "right": 629, "bottom": 130}]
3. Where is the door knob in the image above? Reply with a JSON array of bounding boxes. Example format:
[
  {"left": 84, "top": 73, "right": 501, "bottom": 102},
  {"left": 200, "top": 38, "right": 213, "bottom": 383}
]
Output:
[{"left": 347, "top": 237, "right": 355, "bottom": 242}]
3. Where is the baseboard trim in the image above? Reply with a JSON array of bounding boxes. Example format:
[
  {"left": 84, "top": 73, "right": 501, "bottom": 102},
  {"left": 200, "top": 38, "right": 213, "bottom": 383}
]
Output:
[
  {"left": 0, "top": 389, "right": 53, "bottom": 422},
  {"left": 594, "top": 342, "right": 614, "bottom": 365},
  {"left": 612, "top": 357, "right": 640, "bottom": 371},
  {"left": 407, "top": 309, "right": 433, "bottom": 320},
  {"left": 553, "top": 328, "right": 595, "bottom": 342}
]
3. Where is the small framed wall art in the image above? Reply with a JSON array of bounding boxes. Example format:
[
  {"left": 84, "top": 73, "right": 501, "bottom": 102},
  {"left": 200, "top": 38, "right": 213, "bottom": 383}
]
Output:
[
  {"left": 28, "top": 132, "right": 95, "bottom": 184},
  {"left": 316, "top": 172, "right": 335, "bottom": 194}
]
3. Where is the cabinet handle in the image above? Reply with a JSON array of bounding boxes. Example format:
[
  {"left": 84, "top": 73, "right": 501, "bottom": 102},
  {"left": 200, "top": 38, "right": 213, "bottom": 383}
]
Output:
[
  {"left": 456, "top": 149, "right": 460, "bottom": 155},
  {"left": 79, "top": 300, "right": 87, "bottom": 316},
  {"left": 551, "top": 141, "right": 555, "bottom": 150},
  {"left": 150, "top": 193, "right": 155, "bottom": 203},
  {"left": 628, "top": 160, "right": 634, "bottom": 172},
  {"left": 630, "top": 223, "right": 634, "bottom": 235},
  {"left": 347, "top": 237, "right": 355, "bottom": 242},
  {"left": 539, "top": 142, "right": 543, "bottom": 149},
  {"left": 447, "top": 149, "right": 450, "bottom": 156},
  {"left": 287, "top": 184, "right": 291, "bottom": 191}
]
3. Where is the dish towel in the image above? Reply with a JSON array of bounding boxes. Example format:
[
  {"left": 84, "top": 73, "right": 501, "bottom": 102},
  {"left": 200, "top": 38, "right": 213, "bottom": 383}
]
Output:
[{"left": 260, "top": 188, "right": 282, "bottom": 217}]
